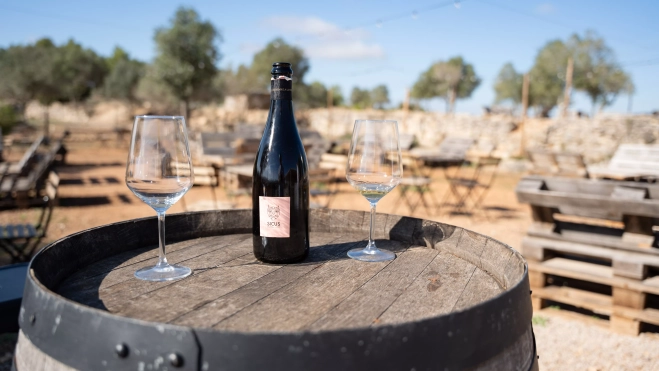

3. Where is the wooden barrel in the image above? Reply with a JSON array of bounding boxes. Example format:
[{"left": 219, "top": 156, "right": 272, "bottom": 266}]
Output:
[{"left": 15, "top": 209, "right": 537, "bottom": 371}]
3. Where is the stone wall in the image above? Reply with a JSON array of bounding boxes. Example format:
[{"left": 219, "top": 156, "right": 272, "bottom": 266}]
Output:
[{"left": 24, "top": 101, "right": 658, "bottom": 164}]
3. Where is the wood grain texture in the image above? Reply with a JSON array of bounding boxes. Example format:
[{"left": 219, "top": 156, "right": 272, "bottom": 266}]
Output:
[
  {"left": 15, "top": 331, "right": 76, "bottom": 371},
  {"left": 53, "top": 210, "right": 524, "bottom": 334}
]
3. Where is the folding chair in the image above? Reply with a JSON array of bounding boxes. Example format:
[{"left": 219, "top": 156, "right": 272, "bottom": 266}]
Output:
[
  {"left": 394, "top": 153, "right": 439, "bottom": 215},
  {"left": 441, "top": 157, "right": 500, "bottom": 216},
  {"left": 0, "top": 171, "right": 59, "bottom": 262}
]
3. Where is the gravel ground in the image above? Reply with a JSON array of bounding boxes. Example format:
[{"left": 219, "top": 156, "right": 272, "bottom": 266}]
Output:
[{"left": 534, "top": 309, "right": 659, "bottom": 371}]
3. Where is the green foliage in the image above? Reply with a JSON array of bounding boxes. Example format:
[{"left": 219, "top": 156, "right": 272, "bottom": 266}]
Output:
[
  {"left": 102, "top": 48, "right": 145, "bottom": 102},
  {"left": 570, "top": 31, "right": 632, "bottom": 114},
  {"left": 532, "top": 315, "right": 548, "bottom": 327},
  {"left": 0, "top": 38, "right": 107, "bottom": 108},
  {"left": 350, "top": 87, "right": 372, "bottom": 109},
  {"left": 528, "top": 39, "right": 570, "bottom": 117},
  {"left": 508, "top": 31, "right": 633, "bottom": 117},
  {"left": 329, "top": 85, "right": 344, "bottom": 107},
  {"left": 224, "top": 38, "right": 309, "bottom": 97},
  {"left": 411, "top": 56, "right": 480, "bottom": 112},
  {"left": 250, "top": 38, "right": 309, "bottom": 90},
  {"left": 151, "top": 7, "right": 221, "bottom": 106},
  {"left": 370, "top": 84, "right": 389, "bottom": 109},
  {"left": 494, "top": 62, "right": 523, "bottom": 105},
  {"left": 297, "top": 81, "right": 328, "bottom": 109},
  {"left": 0, "top": 104, "right": 19, "bottom": 134},
  {"left": 54, "top": 40, "right": 108, "bottom": 102}
]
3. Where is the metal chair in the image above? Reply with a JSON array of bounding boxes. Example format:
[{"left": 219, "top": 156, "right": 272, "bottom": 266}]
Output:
[
  {"left": 0, "top": 171, "right": 59, "bottom": 262},
  {"left": 394, "top": 153, "right": 439, "bottom": 215},
  {"left": 441, "top": 157, "right": 501, "bottom": 216}
]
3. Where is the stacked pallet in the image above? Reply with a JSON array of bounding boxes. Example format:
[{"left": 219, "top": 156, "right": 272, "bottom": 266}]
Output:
[{"left": 516, "top": 176, "right": 659, "bottom": 335}]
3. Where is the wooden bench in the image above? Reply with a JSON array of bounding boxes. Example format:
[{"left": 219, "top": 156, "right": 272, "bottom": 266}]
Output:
[
  {"left": 527, "top": 149, "right": 588, "bottom": 178},
  {"left": 588, "top": 144, "right": 659, "bottom": 181},
  {"left": 516, "top": 175, "right": 659, "bottom": 334},
  {"left": 0, "top": 171, "right": 59, "bottom": 262},
  {"left": 0, "top": 135, "right": 66, "bottom": 208}
]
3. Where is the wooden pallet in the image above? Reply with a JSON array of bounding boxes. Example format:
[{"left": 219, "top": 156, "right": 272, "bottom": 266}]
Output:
[
  {"left": 528, "top": 254, "right": 659, "bottom": 335},
  {"left": 517, "top": 175, "right": 659, "bottom": 334}
]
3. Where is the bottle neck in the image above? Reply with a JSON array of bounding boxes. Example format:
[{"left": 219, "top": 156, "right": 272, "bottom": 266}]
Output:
[{"left": 271, "top": 76, "right": 292, "bottom": 101}]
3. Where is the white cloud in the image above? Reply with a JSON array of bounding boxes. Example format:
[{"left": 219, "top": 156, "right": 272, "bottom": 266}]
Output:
[
  {"left": 262, "top": 16, "right": 385, "bottom": 60},
  {"left": 535, "top": 3, "right": 556, "bottom": 15}
]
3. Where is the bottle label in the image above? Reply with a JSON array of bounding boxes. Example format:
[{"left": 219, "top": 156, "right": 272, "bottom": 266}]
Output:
[
  {"left": 259, "top": 196, "right": 290, "bottom": 237},
  {"left": 271, "top": 77, "right": 292, "bottom": 100}
]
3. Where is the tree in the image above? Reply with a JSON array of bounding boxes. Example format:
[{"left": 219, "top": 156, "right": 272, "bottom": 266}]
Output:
[
  {"left": 224, "top": 38, "right": 310, "bottom": 98},
  {"left": 411, "top": 56, "right": 480, "bottom": 113},
  {"left": 494, "top": 62, "right": 523, "bottom": 107},
  {"left": 54, "top": 39, "right": 107, "bottom": 103},
  {"left": 250, "top": 38, "right": 309, "bottom": 91},
  {"left": 569, "top": 31, "right": 632, "bottom": 115},
  {"left": 0, "top": 38, "right": 100, "bottom": 135},
  {"left": 329, "top": 85, "right": 344, "bottom": 107},
  {"left": 152, "top": 7, "right": 221, "bottom": 118},
  {"left": 527, "top": 40, "right": 569, "bottom": 117},
  {"left": 297, "top": 81, "right": 327, "bottom": 109},
  {"left": 371, "top": 85, "right": 389, "bottom": 109},
  {"left": 102, "top": 47, "right": 145, "bottom": 103},
  {"left": 350, "top": 87, "right": 371, "bottom": 109}
]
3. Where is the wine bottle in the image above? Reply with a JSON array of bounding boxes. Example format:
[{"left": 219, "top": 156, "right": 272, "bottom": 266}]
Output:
[{"left": 252, "top": 62, "right": 310, "bottom": 263}]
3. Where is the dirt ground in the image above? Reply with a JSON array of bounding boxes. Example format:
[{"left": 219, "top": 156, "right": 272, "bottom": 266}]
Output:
[
  {"left": 0, "top": 145, "right": 531, "bottom": 258},
  {"left": 2, "top": 144, "right": 659, "bottom": 370}
]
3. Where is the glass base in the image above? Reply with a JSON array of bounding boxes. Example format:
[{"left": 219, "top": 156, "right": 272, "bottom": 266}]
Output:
[
  {"left": 347, "top": 247, "right": 396, "bottom": 262},
  {"left": 134, "top": 263, "right": 192, "bottom": 282}
]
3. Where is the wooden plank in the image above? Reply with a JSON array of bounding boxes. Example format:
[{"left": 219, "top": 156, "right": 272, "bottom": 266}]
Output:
[
  {"left": 15, "top": 331, "right": 76, "bottom": 371},
  {"left": 532, "top": 286, "right": 612, "bottom": 316},
  {"left": 58, "top": 235, "right": 251, "bottom": 306},
  {"left": 119, "top": 233, "right": 346, "bottom": 325},
  {"left": 213, "top": 240, "right": 409, "bottom": 332},
  {"left": 528, "top": 259, "right": 659, "bottom": 296},
  {"left": 173, "top": 235, "right": 364, "bottom": 328},
  {"left": 59, "top": 234, "right": 244, "bottom": 289},
  {"left": 526, "top": 223, "right": 659, "bottom": 255},
  {"left": 612, "top": 287, "right": 646, "bottom": 309},
  {"left": 97, "top": 236, "right": 256, "bottom": 312},
  {"left": 610, "top": 316, "right": 641, "bottom": 335},
  {"left": 453, "top": 268, "right": 503, "bottom": 311},
  {"left": 522, "top": 236, "right": 659, "bottom": 279},
  {"left": 309, "top": 246, "right": 439, "bottom": 330},
  {"left": 375, "top": 250, "right": 477, "bottom": 325}
]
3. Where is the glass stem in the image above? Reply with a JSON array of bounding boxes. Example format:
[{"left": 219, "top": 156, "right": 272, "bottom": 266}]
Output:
[
  {"left": 366, "top": 203, "right": 377, "bottom": 252},
  {"left": 156, "top": 211, "right": 169, "bottom": 267}
]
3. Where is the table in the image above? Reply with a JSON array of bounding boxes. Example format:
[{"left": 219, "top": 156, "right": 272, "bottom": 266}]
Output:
[{"left": 15, "top": 209, "right": 536, "bottom": 371}]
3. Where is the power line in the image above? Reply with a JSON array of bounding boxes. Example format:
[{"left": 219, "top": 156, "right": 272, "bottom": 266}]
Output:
[
  {"left": 621, "top": 57, "right": 659, "bottom": 67},
  {"left": 474, "top": 0, "right": 657, "bottom": 54},
  {"left": 348, "top": 0, "right": 464, "bottom": 30}
]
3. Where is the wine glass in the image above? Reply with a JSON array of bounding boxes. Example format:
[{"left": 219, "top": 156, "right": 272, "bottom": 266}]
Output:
[
  {"left": 346, "top": 120, "right": 403, "bottom": 262},
  {"left": 126, "top": 116, "right": 194, "bottom": 281}
]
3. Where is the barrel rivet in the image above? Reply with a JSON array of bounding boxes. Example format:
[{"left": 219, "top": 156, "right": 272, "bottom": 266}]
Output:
[
  {"left": 115, "top": 343, "right": 129, "bottom": 358},
  {"left": 29, "top": 314, "right": 36, "bottom": 325},
  {"left": 169, "top": 353, "right": 184, "bottom": 368}
]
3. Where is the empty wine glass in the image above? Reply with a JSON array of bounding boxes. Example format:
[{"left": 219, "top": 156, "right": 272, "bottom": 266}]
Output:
[
  {"left": 126, "top": 116, "right": 194, "bottom": 281},
  {"left": 346, "top": 120, "right": 403, "bottom": 262}
]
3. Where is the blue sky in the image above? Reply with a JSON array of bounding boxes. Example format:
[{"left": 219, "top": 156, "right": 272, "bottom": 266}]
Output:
[{"left": 1, "top": 0, "right": 658, "bottom": 114}]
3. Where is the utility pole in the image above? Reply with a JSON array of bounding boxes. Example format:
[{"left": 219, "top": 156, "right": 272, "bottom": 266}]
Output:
[
  {"left": 562, "top": 57, "right": 574, "bottom": 119},
  {"left": 403, "top": 88, "right": 410, "bottom": 131},
  {"left": 327, "top": 88, "right": 333, "bottom": 138},
  {"left": 520, "top": 73, "right": 530, "bottom": 157}
]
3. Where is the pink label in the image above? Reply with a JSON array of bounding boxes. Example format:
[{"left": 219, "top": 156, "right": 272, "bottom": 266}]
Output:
[{"left": 259, "top": 196, "right": 290, "bottom": 237}]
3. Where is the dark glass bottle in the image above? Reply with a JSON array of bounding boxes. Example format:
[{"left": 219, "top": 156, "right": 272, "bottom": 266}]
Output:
[{"left": 252, "top": 62, "right": 309, "bottom": 263}]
